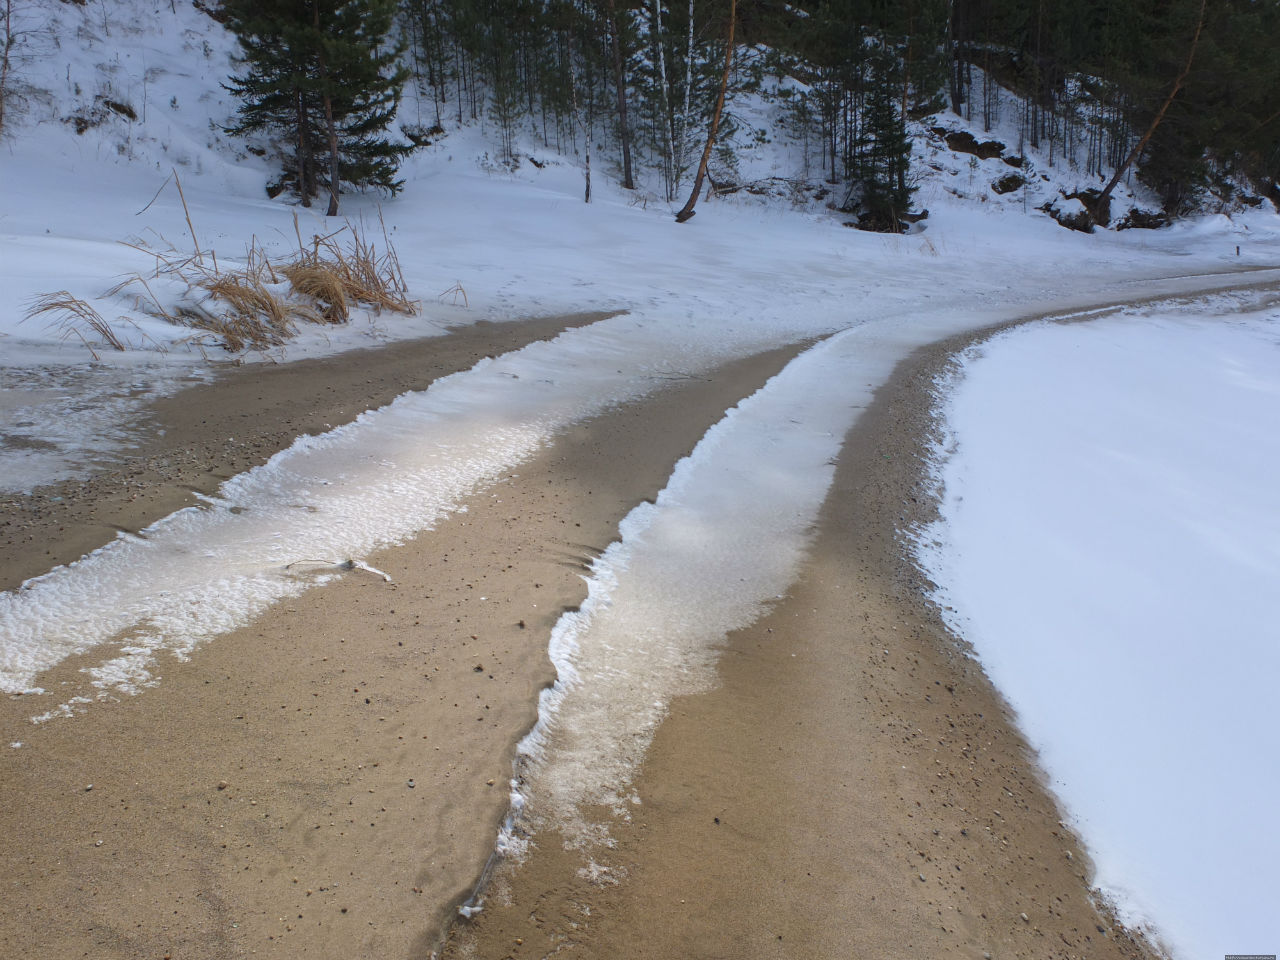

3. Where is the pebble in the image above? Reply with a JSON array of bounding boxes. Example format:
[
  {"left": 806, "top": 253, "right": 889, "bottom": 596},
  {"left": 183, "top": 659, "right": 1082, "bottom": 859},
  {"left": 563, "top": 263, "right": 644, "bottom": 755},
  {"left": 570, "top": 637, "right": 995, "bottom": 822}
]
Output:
[
  {"left": 1019, "top": 912, "right": 1028, "bottom": 923},
  {"left": 217, "top": 781, "right": 229, "bottom": 790}
]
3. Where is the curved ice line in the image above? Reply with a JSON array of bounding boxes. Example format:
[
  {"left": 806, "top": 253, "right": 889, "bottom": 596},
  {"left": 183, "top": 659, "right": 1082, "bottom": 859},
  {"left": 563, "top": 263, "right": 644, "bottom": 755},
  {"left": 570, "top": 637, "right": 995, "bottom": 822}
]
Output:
[
  {"left": 463, "top": 327, "right": 884, "bottom": 913},
  {"left": 1, "top": 314, "right": 820, "bottom": 701}
]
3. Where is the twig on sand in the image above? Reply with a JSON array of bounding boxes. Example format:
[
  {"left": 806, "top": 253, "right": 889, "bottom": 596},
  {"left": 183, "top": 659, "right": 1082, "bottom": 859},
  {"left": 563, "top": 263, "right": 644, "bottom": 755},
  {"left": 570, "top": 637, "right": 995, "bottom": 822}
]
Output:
[
  {"left": 648, "top": 372, "right": 709, "bottom": 382},
  {"left": 285, "top": 558, "right": 393, "bottom": 582}
]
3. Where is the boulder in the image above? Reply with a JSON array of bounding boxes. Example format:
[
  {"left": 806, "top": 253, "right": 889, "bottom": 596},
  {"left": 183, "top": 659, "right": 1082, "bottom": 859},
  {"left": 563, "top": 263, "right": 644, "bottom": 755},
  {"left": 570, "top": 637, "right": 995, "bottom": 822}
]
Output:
[
  {"left": 932, "top": 127, "right": 1007, "bottom": 160},
  {"left": 992, "top": 173, "right": 1026, "bottom": 195},
  {"left": 1116, "top": 208, "right": 1169, "bottom": 230},
  {"left": 1041, "top": 197, "right": 1093, "bottom": 233}
]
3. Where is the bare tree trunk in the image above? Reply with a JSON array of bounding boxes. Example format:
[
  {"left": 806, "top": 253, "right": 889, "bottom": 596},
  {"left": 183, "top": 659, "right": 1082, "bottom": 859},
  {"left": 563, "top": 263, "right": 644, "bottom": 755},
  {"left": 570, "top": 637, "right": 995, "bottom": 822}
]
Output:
[
  {"left": 569, "top": 38, "right": 591, "bottom": 203},
  {"left": 947, "top": 0, "right": 962, "bottom": 116},
  {"left": 651, "top": 0, "right": 675, "bottom": 200},
  {"left": 0, "top": 0, "right": 13, "bottom": 134},
  {"left": 1095, "top": 0, "right": 1207, "bottom": 223},
  {"left": 324, "top": 92, "right": 341, "bottom": 217},
  {"left": 674, "top": 0, "right": 735, "bottom": 223},
  {"left": 297, "top": 88, "right": 312, "bottom": 207},
  {"left": 605, "top": 0, "right": 634, "bottom": 190}
]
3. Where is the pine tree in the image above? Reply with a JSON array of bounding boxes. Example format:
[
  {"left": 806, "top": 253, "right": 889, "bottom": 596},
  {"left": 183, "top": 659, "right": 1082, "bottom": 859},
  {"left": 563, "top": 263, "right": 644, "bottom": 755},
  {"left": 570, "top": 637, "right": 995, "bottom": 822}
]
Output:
[
  {"left": 848, "top": 44, "right": 915, "bottom": 231},
  {"left": 224, "top": 0, "right": 411, "bottom": 215}
]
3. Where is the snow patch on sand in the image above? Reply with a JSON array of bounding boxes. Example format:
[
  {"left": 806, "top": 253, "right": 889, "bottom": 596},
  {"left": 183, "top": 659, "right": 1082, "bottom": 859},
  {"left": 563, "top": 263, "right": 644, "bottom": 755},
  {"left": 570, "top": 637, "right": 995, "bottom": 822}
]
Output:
[{"left": 913, "top": 305, "right": 1280, "bottom": 960}]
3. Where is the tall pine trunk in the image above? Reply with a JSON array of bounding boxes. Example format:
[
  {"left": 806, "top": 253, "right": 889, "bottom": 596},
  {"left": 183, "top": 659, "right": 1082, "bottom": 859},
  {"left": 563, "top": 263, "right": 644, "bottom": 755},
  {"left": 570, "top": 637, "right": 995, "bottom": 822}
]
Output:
[
  {"left": 297, "top": 89, "right": 313, "bottom": 207},
  {"left": 0, "top": 0, "right": 13, "bottom": 135},
  {"left": 674, "top": 0, "right": 735, "bottom": 223},
  {"left": 568, "top": 35, "right": 591, "bottom": 203},
  {"left": 324, "top": 92, "right": 341, "bottom": 216},
  {"left": 651, "top": 0, "right": 675, "bottom": 200},
  {"left": 605, "top": 0, "right": 634, "bottom": 190},
  {"left": 947, "top": 0, "right": 963, "bottom": 116},
  {"left": 315, "top": 1, "right": 340, "bottom": 216},
  {"left": 676, "top": 0, "right": 694, "bottom": 178}
]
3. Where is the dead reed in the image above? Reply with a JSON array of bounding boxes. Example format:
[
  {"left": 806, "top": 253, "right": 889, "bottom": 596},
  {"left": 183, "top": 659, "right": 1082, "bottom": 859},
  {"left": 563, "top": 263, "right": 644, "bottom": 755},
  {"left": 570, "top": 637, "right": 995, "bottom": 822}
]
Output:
[
  {"left": 31, "top": 170, "right": 426, "bottom": 356},
  {"left": 25, "top": 291, "right": 126, "bottom": 356},
  {"left": 97, "top": 176, "right": 422, "bottom": 353},
  {"left": 438, "top": 281, "right": 469, "bottom": 307}
]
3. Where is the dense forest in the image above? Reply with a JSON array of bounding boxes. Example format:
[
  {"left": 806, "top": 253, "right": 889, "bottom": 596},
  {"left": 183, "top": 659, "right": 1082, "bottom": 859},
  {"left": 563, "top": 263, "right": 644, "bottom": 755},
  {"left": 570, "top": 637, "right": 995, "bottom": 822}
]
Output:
[{"left": 19, "top": 0, "right": 1275, "bottom": 226}]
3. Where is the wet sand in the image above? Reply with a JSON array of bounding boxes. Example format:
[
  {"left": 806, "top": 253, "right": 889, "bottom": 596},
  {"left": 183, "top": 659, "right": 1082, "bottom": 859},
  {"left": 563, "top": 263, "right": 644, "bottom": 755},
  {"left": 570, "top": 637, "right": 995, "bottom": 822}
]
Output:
[
  {"left": 0, "top": 318, "right": 807, "bottom": 959},
  {"left": 0, "top": 313, "right": 614, "bottom": 593},
  {"left": 1, "top": 312, "right": 1163, "bottom": 960},
  {"left": 441, "top": 326, "right": 1161, "bottom": 960}
]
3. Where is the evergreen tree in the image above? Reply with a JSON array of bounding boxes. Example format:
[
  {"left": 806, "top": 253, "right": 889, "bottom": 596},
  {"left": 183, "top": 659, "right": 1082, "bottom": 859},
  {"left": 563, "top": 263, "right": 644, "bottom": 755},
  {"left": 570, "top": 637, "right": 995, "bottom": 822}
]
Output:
[
  {"left": 847, "top": 43, "right": 914, "bottom": 231},
  {"left": 224, "top": 0, "right": 411, "bottom": 214}
]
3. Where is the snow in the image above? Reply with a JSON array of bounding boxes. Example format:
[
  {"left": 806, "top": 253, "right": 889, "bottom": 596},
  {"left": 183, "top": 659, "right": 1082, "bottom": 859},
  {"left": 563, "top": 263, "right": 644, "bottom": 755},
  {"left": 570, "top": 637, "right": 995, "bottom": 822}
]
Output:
[
  {"left": 0, "top": 314, "right": 827, "bottom": 699},
  {"left": 486, "top": 328, "right": 904, "bottom": 875},
  {"left": 3, "top": 1, "right": 1280, "bottom": 951},
  {"left": 914, "top": 305, "right": 1280, "bottom": 960}
]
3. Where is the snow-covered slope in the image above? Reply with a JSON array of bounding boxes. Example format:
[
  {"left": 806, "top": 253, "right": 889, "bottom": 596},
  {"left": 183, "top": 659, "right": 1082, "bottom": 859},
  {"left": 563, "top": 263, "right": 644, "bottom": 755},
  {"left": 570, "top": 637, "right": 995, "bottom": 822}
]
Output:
[{"left": 3, "top": 1, "right": 1279, "bottom": 486}]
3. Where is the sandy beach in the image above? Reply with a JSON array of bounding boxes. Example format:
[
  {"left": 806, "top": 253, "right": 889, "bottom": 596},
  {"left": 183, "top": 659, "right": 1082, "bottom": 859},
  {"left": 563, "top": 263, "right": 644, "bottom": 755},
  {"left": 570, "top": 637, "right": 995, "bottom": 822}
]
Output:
[
  {"left": 6, "top": 3, "right": 1280, "bottom": 950},
  {"left": 440, "top": 325, "right": 1158, "bottom": 960},
  {"left": 2, "top": 314, "right": 1158, "bottom": 960},
  {"left": 0, "top": 316, "right": 807, "bottom": 959}
]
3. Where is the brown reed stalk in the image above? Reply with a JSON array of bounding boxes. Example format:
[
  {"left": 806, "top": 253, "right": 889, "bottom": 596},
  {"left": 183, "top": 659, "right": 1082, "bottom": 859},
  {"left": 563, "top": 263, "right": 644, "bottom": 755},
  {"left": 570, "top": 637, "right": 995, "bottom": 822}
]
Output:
[{"left": 26, "top": 291, "right": 126, "bottom": 351}]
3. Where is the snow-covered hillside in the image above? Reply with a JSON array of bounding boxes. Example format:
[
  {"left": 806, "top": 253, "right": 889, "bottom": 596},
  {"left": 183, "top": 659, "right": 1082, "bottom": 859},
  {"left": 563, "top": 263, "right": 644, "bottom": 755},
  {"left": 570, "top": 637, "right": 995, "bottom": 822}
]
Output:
[{"left": 3, "top": 1, "right": 1274, "bottom": 489}]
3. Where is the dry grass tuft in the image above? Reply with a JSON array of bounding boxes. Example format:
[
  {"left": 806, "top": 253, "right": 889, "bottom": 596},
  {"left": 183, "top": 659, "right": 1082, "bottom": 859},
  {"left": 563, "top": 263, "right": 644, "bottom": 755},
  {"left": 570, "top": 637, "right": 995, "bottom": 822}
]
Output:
[
  {"left": 36, "top": 173, "right": 425, "bottom": 357},
  {"left": 25, "top": 291, "right": 126, "bottom": 354},
  {"left": 280, "top": 263, "right": 349, "bottom": 322},
  {"left": 294, "top": 213, "right": 417, "bottom": 317},
  {"left": 179, "top": 310, "right": 285, "bottom": 354}
]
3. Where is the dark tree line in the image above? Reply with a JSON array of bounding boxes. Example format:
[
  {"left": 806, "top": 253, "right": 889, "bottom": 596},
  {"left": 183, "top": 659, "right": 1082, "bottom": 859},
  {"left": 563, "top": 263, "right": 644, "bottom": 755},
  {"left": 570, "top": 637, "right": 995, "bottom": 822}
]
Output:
[
  {"left": 399, "top": 0, "right": 732, "bottom": 201},
  {"left": 946, "top": 0, "right": 1280, "bottom": 214},
  {"left": 218, "top": 0, "right": 1280, "bottom": 223}
]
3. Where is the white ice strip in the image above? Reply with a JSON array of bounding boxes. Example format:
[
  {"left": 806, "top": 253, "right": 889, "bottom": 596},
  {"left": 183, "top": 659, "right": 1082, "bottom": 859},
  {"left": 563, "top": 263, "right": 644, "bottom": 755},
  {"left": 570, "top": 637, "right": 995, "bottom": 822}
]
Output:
[
  {"left": 913, "top": 309, "right": 1280, "bottom": 960},
  {"left": 485, "top": 328, "right": 880, "bottom": 877},
  {"left": 0, "top": 313, "right": 819, "bottom": 700}
]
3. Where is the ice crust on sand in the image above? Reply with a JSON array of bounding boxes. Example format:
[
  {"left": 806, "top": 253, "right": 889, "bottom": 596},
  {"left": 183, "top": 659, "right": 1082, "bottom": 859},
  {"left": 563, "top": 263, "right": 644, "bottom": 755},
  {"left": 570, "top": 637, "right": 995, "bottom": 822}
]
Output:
[
  {"left": 473, "top": 328, "right": 893, "bottom": 905},
  {"left": 0, "top": 314, "right": 797, "bottom": 701}
]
